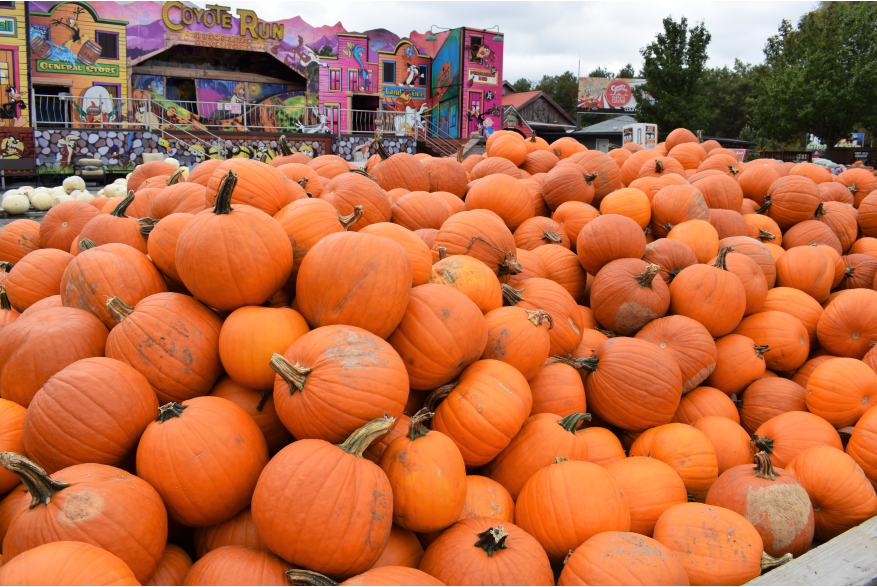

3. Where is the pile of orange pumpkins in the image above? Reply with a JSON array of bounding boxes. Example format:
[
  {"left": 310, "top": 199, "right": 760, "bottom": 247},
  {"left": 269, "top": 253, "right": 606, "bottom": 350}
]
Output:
[{"left": 0, "top": 126, "right": 875, "bottom": 586}]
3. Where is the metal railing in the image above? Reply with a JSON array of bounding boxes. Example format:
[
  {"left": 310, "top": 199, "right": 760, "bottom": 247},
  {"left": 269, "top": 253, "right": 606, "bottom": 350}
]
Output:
[{"left": 421, "top": 115, "right": 463, "bottom": 157}]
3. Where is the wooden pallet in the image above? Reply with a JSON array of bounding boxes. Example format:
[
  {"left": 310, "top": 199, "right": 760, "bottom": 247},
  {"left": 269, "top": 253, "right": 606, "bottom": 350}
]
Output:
[{"left": 747, "top": 515, "right": 877, "bottom": 586}]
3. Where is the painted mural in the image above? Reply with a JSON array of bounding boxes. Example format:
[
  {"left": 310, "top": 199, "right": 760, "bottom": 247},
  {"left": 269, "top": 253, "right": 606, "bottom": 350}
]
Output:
[
  {"left": 463, "top": 29, "right": 503, "bottom": 138},
  {"left": 430, "top": 28, "right": 462, "bottom": 138}
]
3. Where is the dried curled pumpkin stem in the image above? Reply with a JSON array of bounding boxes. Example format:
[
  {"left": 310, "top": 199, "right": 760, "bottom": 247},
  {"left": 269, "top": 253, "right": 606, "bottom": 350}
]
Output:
[
  {"left": 110, "top": 191, "right": 136, "bottom": 218},
  {"left": 636, "top": 263, "right": 661, "bottom": 289},
  {"left": 338, "top": 205, "right": 364, "bottom": 231},
  {"left": 761, "top": 551, "right": 793, "bottom": 571},
  {"left": 845, "top": 263, "right": 856, "bottom": 278},
  {"left": 665, "top": 268, "right": 682, "bottom": 284},
  {"left": 754, "top": 344, "right": 771, "bottom": 358},
  {"left": 456, "top": 145, "right": 465, "bottom": 163},
  {"left": 0, "top": 287, "right": 10, "bottom": 311},
  {"left": 278, "top": 136, "right": 293, "bottom": 157},
  {"left": 376, "top": 139, "right": 391, "bottom": 161},
  {"left": 270, "top": 353, "right": 312, "bottom": 393},
  {"left": 166, "top": 168, "right": 185, "bottom": 185},
  {"left": 758, "top": 229, "right": 776, "bottom": 242},
  {"left": 751, "top": 435, "right": 774, "bottom": 454},
  {"left": 583, "top": 172, "right": 598, "bottom": 185},
  {"left": 559, "top": 412, "right": 591, "bottom": 432},
  {"left": 141, "top": 224, "right": 155, "bottom": 236},
  {"left": 348, "top": 168, "right": 378, "bottom": 181},
  {"left": 501, "top": 283, "right": 524, "bottom": 306},
  {"left": 551, "top": 355, "right": 599, "bottom": 372},
  {"left": 474, "top": 526, "right": 509, "bottom": 558},
  {"left": 407, "top": 407, "right": 433, "bottom": 441},
  {"left": 78, "top": 238, "right": 97, "bottom": 251},
  {"left": 296, "top": 177, "right": 309, "bottom": 189},
  {"left": 654, "top": 159, "right": 664, "bottom": 174},
  {"left": 257, "top": 390, "right": 270, "bottom": 412},
  {"left": 465, "top": 237, "right": 521, "bottom": 276},
  {"left": 106, "top": 296, "right": 134, "bottom": 324},
  {"left": 337, "top": 415, "right": 395, "bottom": 458},
  {"left": 157, "top": 402, "right": 188, "bottom": 422},
  {"left": 285, "top": 569, "right": 339, "bottom": 586},
  {"left": 542, "top": 230, "right": 562, "bottom": 244},
  {"left": 813, "top": 202, "right": 826, "bottom": 218},
  {"left": 713, "top": 246, "right": 733, "bottom": 270},
  {"left": 136, "top": 217, "right": 160, "bottom": 226},
  {"left": 755, "top": 195, "right": 772, "bottom": 215},
  {"left": 595, "top": 326, "right": 616, "bottom": 338},
  {"left": 437, "top": 246, "right": 448, "bottom": 261},
  {"left": 525, "top": 309, "right": 553, "bottom": 330},
  {"left": 0, "top": 452, "right": 70, "bottom": 508},
  {"left": 425, "top": 382, "right": 458, "bottom": 412},
  {"left": 553, "top": 456, "right": 570, "bottom": 464},
  {"left": 213, "top": 170, "right": 238, "bottom": 215},
  {"left": 0, "top": 261, "right": 13, "bottom": 272},
  {"left": 753, "top": 451, "right": 777, "bottom": 480}
]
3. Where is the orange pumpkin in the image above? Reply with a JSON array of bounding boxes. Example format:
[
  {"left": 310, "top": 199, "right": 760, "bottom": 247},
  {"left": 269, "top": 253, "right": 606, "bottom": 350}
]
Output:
[
  {"left": 146, "top": 544, "right": 192, "bottom": 587},
  {"left": 204, "top": 159, "right": 303, "bottom": 216},
  {"left": 501, "top": 277, "right": 583, "bottom": 357},
  {"left": 0, "top": 219, "right": 40, "bottom": 264},
  {"left": 738, "top": 164, "right": 783, "bottom": 205},
  {"left": 847, "top": 406, "right": 877, "bottom": 489},
  {"left": 636, "top": 315, "right": 717, "bottom": 393},
  {"left": 630, "top": 423, "right": 719, "bottom": 501},
  {"left": 360, "top": 222, "right": 433, "bottom": 287},
  {"left": 641, "top": 238, "right": 699, "bottom": 285},
  {"left": 761, "top": 175, "right": 821, "bottom": 230},
  {"left": 753, "top": 411, "right": 843, "bottom": 469},
  {"left": 514, "top": 216, "right": 570, "bottom": 250},
  {"left": 80, "top": 192, "right": 150, "bottom": 253},
  {"left": 837, "top": 168, "right": 877, "bottom": 206},
  {"left": 542, "top": 164, "right": 596, "bottom": 210},
  {"left": 552, "top": 201, "right": 599, "bottom": 245},
  {"left": 590, "top": 259, "right": 669, "bottom": 336},
  {"left": 428, "top": 254, "right": 502, "bottom": 313},
  {"left": 692, "top": 416, "right": 752, "bottom": 474},
  {"left": 0, "top": 541, "right": 140, "bottom": 586},
  {"left": 669, "top": 247, "right": 746, "bottom": 337},
  {"left": 210, "top": 376, "right": 291, "bottom": 455},
  {"left": 672, "top": 386, "right": 740, "bottom": 425},
  {"left": 532, "top": 244, "right": 588, "bottom": 303},
  {"left": 323, "top": 172, "right": 393, "bottom": 231},
  {"left": 578, "top": 427, "right": 625, "bottom": 467},
  {"left": 651, "top": 184, "right": 710, "bottom": 238},
  {"left": 605, "top": 457, "right": 687, "bottom": 537},
  {"left": 275, "top": 161, "right": 324, "bottom": 198},
  {"left": 741, "top": 378, "right": 807, "bottom": 435},
  {"left": 481, "top": 306, "right": 552, "bottom": 381},
  {"left": 667, "top": 219, "right": 719, "bottom": 264},
  {"left": 718, "top": 235, "right": 777, "bottom": 287},
  {"left": 183, "top": 545, "right": 289, "bottom": 586},
  {"left": 469, "top": 156, "right": 524, "bottom": 180},
  {"left": 422, "top": 156, "right": 468, "bottom": 197},
  {"left": 145, "top": 212, "right": 193, "bottom": 284},
  {"left": 576, "top": 214, "right": 647, "bottom": 275},
  {"left": 528, "top": 360, "right": 586, "bottom": 418},
  {"left": 817, "top": 289, "right": 877, "bottom": 359},
  {"left": 433, "top": 210, "right": 520, "bottom": 275},
  {"left": 805, "top": 357, "right": 877, "bottom": 427}
]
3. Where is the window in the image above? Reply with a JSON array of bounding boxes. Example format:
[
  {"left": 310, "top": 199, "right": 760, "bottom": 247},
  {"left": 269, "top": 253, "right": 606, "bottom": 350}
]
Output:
[
  {"left": 348, "top": 69, "right": 358, "bottom": 92},
  {"left": 96, "top": 31, "right": 119, "bottom": 59},
  {"left": 468, "top": 35, "right": 484, "bottom": 63},
  {"left": 329, "top": 69, "right": 341, "bottom": 91},
  {"left": 0, "top": 2, "right": 15, "bottom": 8},
  {"left": 362, "top": 70, "right": 373, "bottom": 92},
  {"left": 382, "top": 61, "right": 396, "bottom": 84},
  {"left": 0, "top": 61, "right": 8, "bottom": 85},
  {"left": 93, "top": 83, "right": 119, "bottom": 99},
  {"left": 418, "top": 65, "right": 428, "bottom": 87}
]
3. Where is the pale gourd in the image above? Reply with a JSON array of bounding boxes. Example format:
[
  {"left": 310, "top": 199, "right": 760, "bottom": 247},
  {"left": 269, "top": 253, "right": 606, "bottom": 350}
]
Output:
[
  {"left": 105, "top": 184, "right": 127, "bottom": 198},
  {"left": 50, "top": 186, "right": 67, "bottom": 198},
  {"left": 52, "top": 195, "right": 74, "bottom": 206},
  {"left": 96, "top": 189, "right": 106, "bottom": 197},
  {"left": 63, "top": 176, "right": 86, "bottom": 194},
  {"left": 1, "top": 194, "right": 30, "bottom": 215},
  {"left": 75, "top": 191, "right": 94, "bottom": 203},
  {"left": 179, "top": 167, "right": 190, "bottom": 179},
  {"left": 165, "top": 158, "right": 181, "bottom": 169},
  {"left": 125, "top": 172, "right": 132, "bottom": 181},
  {"left": 31, "top": 192, "right": 54, "bottom": 211},
  {"left": 114, "top": 178, "right": 127, "bottom": 186}
]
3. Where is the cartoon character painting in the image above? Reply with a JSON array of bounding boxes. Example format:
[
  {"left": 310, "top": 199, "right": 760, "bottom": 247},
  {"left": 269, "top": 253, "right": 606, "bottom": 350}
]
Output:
[
  {"left": 51, "top": 6, "right": 84, "bottom": 51},
  {"left": 230, "top": 83, "right": 247, "bottom": 104},
  {"left": 0, "top": 136, "right": 25, "bottom": 159},
  {"left": 404, "top": 63, "right": 419, "bottom": 87},
  {"left": 298, "top": 145, "right": 315, "bottom": 158},
  {"left": 352, "top": 45, "right": 370, "bottom": 91},
  {"left": 467, "top": 42, "right": 495, "bottom": 66},
  {"left": 394, "top": 104, "right": 427, "bottom": 136},
  {"left": 0, "top": 87, "right": 27, "bottom": 127},
  {"left": 74, "top": 86, "right": 121, "bottom": 128}
]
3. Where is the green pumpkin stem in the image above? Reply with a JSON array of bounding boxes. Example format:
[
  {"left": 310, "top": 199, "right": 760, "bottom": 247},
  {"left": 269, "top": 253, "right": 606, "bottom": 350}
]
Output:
[
  {"left": 465, "top": 237, "right": 521, "bottom": 276},
  {"left": 525, "top": 309, "right": 553, "bottom": 330},
  {"left": 542, "top": 230, "right": 562, "bottom": 244},
  {"left": 337, "top": 415, "right": 396, "bottom": 458},
  {"left": 110, "top": 191, "right": 136, "bottom": 218},
  {"left": 755, "top": 194, "right": 772, "bottom": 215},
  {"left": 425, "top": 381, "right": 458, "bottom": 412},
  {"left": 270, "top": 353, "right": 311, "bottom": 393},
  {"left": 285, "top": 569, "right": 339, "bottom": 586},
  {"left": 78, "top": 238, "right": 97, "bottom": 251},
  {"left": 156, "top": 402, "right": 187, "bottom": 422},
  {"left": 166, "top": 168, "right": 185, "bottom": 185},
  {"left": 257, "top": 390, "right": 270, "bottom": 412},
  {"left": 474, "top": 526, "right": 509, "bottom": 558},
  {"left": 0, "top": 452, "right": 70, "bottom": 508},
  {"left": 106, "top": 296, "right": 134, "bottom": 324},
  {"left": 761, "top": 551, "right": 793, "bottom": 571},
  {"left": 559, "top": 412, "right": 591, "bottom": 432},
  {"left": 212, "top": 171, "right": 238, "bottom": 215},
  {"left": 751, "top": 435, "right": 774, "bottom": 454},
  {"left": 501, "top": 283, "right": 525, "bottom": 306},
  {"left": 0, "top": 286, "right": 10, "bottom": 311},
  {"left": 279, "top": 136, "right": 293, "bottom": 157},
  {"left": 551, "top": 355, "right": 598, "bottom": 372},
  {"left": 407, "top": 407, "right": 433, "bottom": 441},
  {"left": 338, "top": 205, "right": 364, "bottom": 231},
  {"left": 636, "top": 264, "right": 661, "bottom": 288},
  {"left": 713, "top": 246, "right": 733, "bottom": 271},
  {"left": 753, "top": 451, "right": 777, "bottom": 481}
]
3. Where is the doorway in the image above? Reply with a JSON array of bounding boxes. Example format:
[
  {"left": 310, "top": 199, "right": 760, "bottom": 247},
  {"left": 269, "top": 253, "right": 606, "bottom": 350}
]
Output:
[
  {"left": 351, "top": 94, "right": 379, "bottom": 133},
  {"left": 595, "top": 139, "right": 609, "bottom": 153},
  {"left": 32, "top": 84, "right": 71, "bottom": 127}
]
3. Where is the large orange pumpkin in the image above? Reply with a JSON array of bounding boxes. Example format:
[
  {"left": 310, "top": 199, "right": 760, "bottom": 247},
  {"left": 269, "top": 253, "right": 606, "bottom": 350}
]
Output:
[
  {"left": 3, "top": 248, "right": 73, "bottom": 312},
  {"left": 0, "top": 541, "right": 140, "bottom": 586},
  {"left": 0, "top": 400, "right": 24, "bottom": 494},
  {"left": 740, "top": 377, "right": 807, "bottom": 435},
  {"left": 148, "top": 181, "right": 209, "bottom": 218},
  {"left": 514, "top": 216, "right": 570, "bottom": 250},
  {"left": 466, "top": 173, "right": 535, "bottom": 230},
  {"left": 651, "top": 184, "right": 709, "bottom": 238},
  {"left": 428, "top": 254, "right": 502, "bottom": 314},
  {"left": 183, "top": 545, "right": 289, "bottom": 586},
  {"left": 542, "top": 164, "right": 596, "bottom": 209},
  {"left": 433, "top": 210, "right": 520, "bottom": 275},
  {"left": 532, "top": 244, "right": 588, "bottom": 303},
  {"left": 371, "top": 152, "right": 430, "bottom": 192},
  {"left": 1, "top": 455, "right": 167, "bottom": 583},
  {"left": 576, "top": 213, "right": 647, "bottom": 275},
  {"left": 590, "top": 259, "right": 669, "bottom": 336},
  {"left": 752, "top": 411, "right": 843, "bottom": 469},
  {"left": 210, "top": 377, "right": 291, "bottom": 454},
  {"left": 38, "top": 200, "right": 100, "bottom": 251},
  {"left": 636, "top": 315, "right": 717, "bottom": 393},
  {"left": 481, "top": 306, "right": 552, "bottom": 380},
  {"left": 144, "top": 212, "right": 193, "bottom": 284},
  {"left": 630, "top": 423, "right": 719, "bottom": 501},
  {"left": 136, "top": 397, "right": 269, "bottom": 527},
  {"left": 704, "top": 334, "right": 767, "bottom": 395},
  {"left": 204, "top": 159, "right": 303, "bottom": 216},
  {"left": 193, "top": 505, "right": 268, "bottom": 559},
  {"left": 421, "top": 156, "right": 468, "bottom": 197},
  {"left": 805, "top": 357, "right": 877, "bottom": 427},
  {"left": 340, "top": 567, "right": 444, "bottom": 586},
  {"left": 693, "top": 416, "right": 752, "bottom": 474},
  {"left": 837, "top": 168, "right": 877, "bottom": 206},
  {"left": 146, "top": 544, "right": 192, "bottom": 587},
  {"left": 718, "top": 235, "right": 777, "bottom": 287},
  {"left": 669, "top": 247, "right": 746, "bottom": 337},
  {"left": 502, "top": 277, "right": 583, "bottom": 357},
  {"left": 322, "top": 172, "right": 393, "bottom": 231},
  {"left": 79, "top": 192, "right": 149, "bottom": 253},
  {"left": 732, "top": 311, "right": 809, "bottom": 372},
  {"left": 565, "top": 150, "right": 623, "bottom": 204},
  {"left": 761, "top": 287, "right": 824, "bottom": 347},
  {"left": 578, "top": 427, "right": 625, "bottom": 467},
  {"left": 817, "top": 289, "right": 877, "bottom": 359},
  {"left": 106, "top": 292, "right": 223, "bottom": 404},
  {"left": 528, "top": 360, "right": 587, "bottom": 418},
  {"left": 847, "top": 406, "right": 877, "bottom": 489},
  {"left": 0, "top": 219, "right": 40, "bottom": 264},
  {"left": 667, "top": 219, "right": 719, "bottom": 263},
  {"left": 360, "top": 222, "right": 433, "bottom": 286},
  {"left": 641, "top": 238, "right": 699, "bottom": 285},
  {"left": 761, "top": 175, "right": 821, "bottom": 230},
  {"left": 605, "top": 457, "right": 687, "bottom": 537},
  {"left": 391, "top": 191, "right": 452, "bottom": 231},
  {"left": 737, "top": 163, "right": 783, "bottom": 204}
]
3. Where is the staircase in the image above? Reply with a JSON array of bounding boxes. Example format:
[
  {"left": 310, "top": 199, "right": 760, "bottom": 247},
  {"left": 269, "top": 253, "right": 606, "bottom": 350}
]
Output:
[{"left": 419, "top": 118, "right": 483, "bottom": 158}]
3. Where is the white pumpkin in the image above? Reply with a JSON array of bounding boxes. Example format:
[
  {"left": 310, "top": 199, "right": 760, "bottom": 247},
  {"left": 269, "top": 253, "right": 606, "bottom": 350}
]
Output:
[
  {"left": 31, "top": 192, "right": 54, "bottom": 211},
  {"left": 105, "top": 184, "right": 127, "bottom": 198},
  {"left": 75, "top": 191, "right": 95, "bottom": 203},
  {"left": 96, "top": 189, "right": 106, "bottom": 197},
  {"left": 63, "top": 176, "right": 86, "bottom": 194},
  {"left": 50, "top": 186, "right": 67, "bottom": 198},
  {"left": 180, "top": 167, "right": 190, "bottom": 180},
  {"left": 1, "top": 194, "right": 30, "bottom": 215},
  {"left": 125, "top": 173, "right": 132, "bottom": 181},
  {"left": 19, "top": 186, "right": 34, "bottom": 199},
  {"left": 52, "top": 195, "right": 74, "bottom": 207},
  {"left": 165, "top": 158, "right": 181, "bottom": 169},
  {"left": 113, "top": 178, "right": 127, "bottom": 186}
]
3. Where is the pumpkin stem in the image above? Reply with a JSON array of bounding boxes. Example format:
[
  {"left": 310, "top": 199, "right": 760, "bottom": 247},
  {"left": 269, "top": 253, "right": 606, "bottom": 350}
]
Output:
[
  {"left": 666, "top": 268, "right": 682, "bottom": 284},
  {"left": 553, "top": 456, "right": 570, "bottom": 464},
  {"left": 713, "top": 246, "right": 733, "bottom": 270},
  {"left": 559, "top": 412, "right": 591, "bottom": 432},
  {"left": 501, "top": 283, "right": 524, "bottom": 306},
  {"left": 296, "top": 177, "right": 309, "bottom": 191},
  {"left": 278, "top": 136, "right": 292, "bottom": 157},
  {"left": 285, "top": 569, "right": 339, "bottom": 586},
  {"left": 338, "top": 205, "right": 364, "bottom": 231},
  {"left": 349, "top": 168, "right": 378, "bottom": 182},
  {"left": 141, "top": 224, "right": 155, "bottom": 236},
  {"left": 474, "top": 526, "right": 509, "bottom": 558},
  {"left": 407, "top": 407, "right": 433, "bottom": 441},
  {"left": 595, "top": 326, "right": 616, "bottom": 338},
  {"left": 0, "top": 287, "right": 10, "bottom": 311},
  {"left": 157, "top": 402, "right": 187, "bottom": 422},
  {"left": 257, "top": 390, "right": 270, "bottom": 412},
  {"left": 0, "top": 261, "right": 13, "bottom": 272},
  {"left": 110, "top": 191, "right": 135, "bottom": 218},
  {"left": 78, "top": 238, "right": 97, "bottom": 251},
  {"left": 654, "top": 159, "right": 664, "bottom": 174},
  {"left": 730, "top": 393, "right": 743, "bottom": 412},
  {"left": 337, "top": 415, "right": 396, "bottom": 458},
  {"left": 270, "top": 353, "right": 311, "bottom": 394},
  {"left": 752, "top": 435, "right": 774, "bottom": 454},
  {"left": 553, "top": 148, "right": 562, "bottom": 157},
  {"left": 755, "top": 195, "right": 772, "bottom": 215},
  {"left": 563, "top": 549, "right": 574, "bottom": 565},
  {"left": 166, "top": 168, "right": 185, "bottom": 185},
  {"left": 525, "top": 309, "right": 553, "bottom": 330},
  {"left": 137, "top": 217, "right": 159, "bottom": 227},
  {"left": 583, "top": 172, "right": 597, "bottom": 185},
  {"left": 438, "top": 246, "right": 448, "bottom": 261},
  {"left": 376, "top": 139, "right": 391, "bottom": 161},
  {"left": 456, "top": 146, "right": 464, "bottom": 163},
  {"left": 425, "top": 381, "right": 458, "bottom": 412},
  {"left": 753, "top": 451, "right": 777, "bottom": 480},
  {"left": 754, "top": 344, "right": 771, "bottom": 359},
  {"left": 848, "top": 183, "right": 859, "bottom": 194},
  {"left": 813, "top": 203, "right": 825, "bottom": 219},
  {"left": 761, "top": 552, "right": 793, "bottom": 571},
  {"left": 845, "top": 263, "right": 855, "bottom": 278},
  {"left": 213, "top": 170, "right": 238, "bottom": 215},
  {"left": 551, "top": 355, "right": 598, "bottom": 372},
  {"left": 0, "top": 452, "right": 70, "bottom": 508},
  {"left": 106, "top": 296, "right": 134, "bottom": 324},
  {"left": 758, "top": 229, "right": 776, "bottom": 242},
  {"left": 465, "top": 236, "right": 521, "bottom": 276},
  {"left": 542, "top": 230, "right": 562, "bottom": 244},
  {"left": 636, "top": 263, "right": 661, "bottom": 288}
]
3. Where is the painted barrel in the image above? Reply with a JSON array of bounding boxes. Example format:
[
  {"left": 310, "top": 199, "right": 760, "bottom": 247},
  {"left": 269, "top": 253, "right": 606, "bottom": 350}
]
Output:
[
  {"left": 30, "top": 37, "right": 52, "bottom": 60},
  {"left": 77, "top": 40, "right": 103, "bottom": 66}
]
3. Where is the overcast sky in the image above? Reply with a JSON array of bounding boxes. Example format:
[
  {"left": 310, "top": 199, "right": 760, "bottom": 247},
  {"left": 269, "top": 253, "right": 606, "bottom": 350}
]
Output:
[{"left": 214, "top": 1, "right": 816, "bottom": 80}]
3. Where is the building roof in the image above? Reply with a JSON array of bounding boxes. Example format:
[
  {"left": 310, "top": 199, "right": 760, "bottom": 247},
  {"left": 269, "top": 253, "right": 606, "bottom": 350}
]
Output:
[
  {"left": 502, "top": 80, "right": 517, "bottom": 94},
  {"left": 571, "top": 115, "right": 636, "bottom": 135},
  {"left": 501, "top": 91, "right": 576, "bottom": 126},
  {"left": 703, "top": 136, "right": 757, "bottom": 147}
]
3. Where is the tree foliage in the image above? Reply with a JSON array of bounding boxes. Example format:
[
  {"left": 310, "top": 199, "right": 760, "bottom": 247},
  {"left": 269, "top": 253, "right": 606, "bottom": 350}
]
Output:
[
  {"left": 588, "top": 67, "right": 614, "bottom": 78},
  {"left": 702, "top": 60, "right": 767, "bottom": 139},
  {"left": 633, "top": 16, "right": 712, "bottom": 138},
  {"left": 534, "top": 71, "right": 579, "bottom": 118},
  {"left": 752, "top": 2, "right": 877, "bottom": 155},
  {"left": 512, "top": 78, "right": 533, "bottom": 93},
  {"left": 617, "top": 63, "right": 637, "bottom": 78}
]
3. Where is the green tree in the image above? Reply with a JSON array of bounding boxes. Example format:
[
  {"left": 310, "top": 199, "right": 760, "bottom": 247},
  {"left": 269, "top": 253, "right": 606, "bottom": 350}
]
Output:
[
  {"left": 535, "top": 71, "right": 579, "bottom": 118},
  {"left": 752, "top": 3, "right": 877, "bottom": 158},
  {"left": 319, "top": 45, "right": 334, "bottom": 57},
  {"left": 702, "top": 60, "right": 766, "bottom": 138},
  {"left": 512, "top": 78, "right": 533, "bottom": 93},
  {"left": 633, "top": 16, "right": 712, "bottom": 138},
  {"left": 588, "top": 67, "right": 614, "bottom": 78},
  {"left": 617, "top": 63, "right": 637, "bottom": 78}
]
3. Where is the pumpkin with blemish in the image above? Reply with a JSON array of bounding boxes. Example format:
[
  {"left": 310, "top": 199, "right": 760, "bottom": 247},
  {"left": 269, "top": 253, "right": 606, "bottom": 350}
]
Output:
[
  {"left": 590, "top": 258, "right": 669, "bottom": 337},
  {"left": 481, "top": 307, "right": 552, "bottom": 381}
]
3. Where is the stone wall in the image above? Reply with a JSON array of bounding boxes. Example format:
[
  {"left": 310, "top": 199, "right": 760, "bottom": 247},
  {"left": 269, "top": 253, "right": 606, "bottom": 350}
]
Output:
[{"left": 333, "top": 136, "right": 415, "bottom": 163}]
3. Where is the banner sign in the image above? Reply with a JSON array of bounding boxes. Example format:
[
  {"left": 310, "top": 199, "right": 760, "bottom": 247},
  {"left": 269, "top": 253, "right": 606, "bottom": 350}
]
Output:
[
  {"left": 578, "top": 77, "right": 651, "bottom": 114},
  {"left": 36, "top": 60, "right": 120, "bottom": 77}
]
